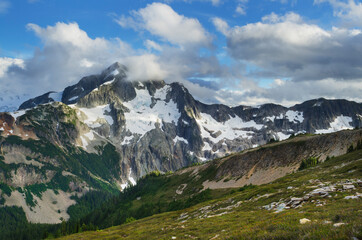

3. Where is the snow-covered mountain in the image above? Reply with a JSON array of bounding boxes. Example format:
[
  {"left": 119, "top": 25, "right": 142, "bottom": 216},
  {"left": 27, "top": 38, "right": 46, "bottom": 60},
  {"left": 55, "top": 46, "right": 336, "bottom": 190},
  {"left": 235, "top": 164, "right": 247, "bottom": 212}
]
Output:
[
  {"left": 5, "top": 63, "right": 362, "bottom": 172},
  {"left": 7, "top": 62, "right": 362, "bottom": 174},
  {"left": 0, "top": 62, "right": 361, "bottom": 224}
]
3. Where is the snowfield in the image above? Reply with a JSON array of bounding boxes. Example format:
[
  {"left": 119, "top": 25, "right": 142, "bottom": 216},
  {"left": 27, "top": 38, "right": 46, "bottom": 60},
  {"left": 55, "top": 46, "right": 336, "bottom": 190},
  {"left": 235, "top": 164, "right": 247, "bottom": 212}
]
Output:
[
  {"left": 285, "top": 110, "right": 304, "bottom": 123},
  {"left": 266, "top": 110, "right": 304, "bottom": 124},
  {"left": 78, "top": 104, "right": 114, "bottom": 128},
  {"left": 315, "top": 115, "right": 353, "bottom": 134},
  {"left": 277, "top": 132, "right": 290, "bottom": 141},
  {"left": 123, "top": 86, "right": 180, "bottom": 138},
  {"left": 9, "top": 110, "right": 26, "bottom": 119},
  {"left": 196, "top": 112, "right": 264, "bottom": 143}
]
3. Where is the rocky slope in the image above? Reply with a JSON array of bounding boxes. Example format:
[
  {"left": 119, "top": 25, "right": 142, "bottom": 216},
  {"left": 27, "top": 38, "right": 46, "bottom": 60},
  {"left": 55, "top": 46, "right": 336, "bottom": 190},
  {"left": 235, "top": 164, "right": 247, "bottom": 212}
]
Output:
[
  {"left": 61, "top": 129, "right": 362, "bottom": 233},
  {"left": 60, "top": 147, "right": 362, "bottom": 240},
  {"left": 180, "top": 129, "right": 362, "bottom": 190},
  {"left": 0, "top": 62, "right": 361, "bottom": 225}
]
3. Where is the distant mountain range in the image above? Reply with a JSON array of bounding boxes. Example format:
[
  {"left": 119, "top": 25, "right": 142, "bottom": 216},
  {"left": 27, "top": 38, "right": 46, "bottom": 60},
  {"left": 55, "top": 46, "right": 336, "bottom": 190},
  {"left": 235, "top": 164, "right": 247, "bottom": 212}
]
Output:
[{"left": 0, "top": 62, "right": 361, "bottom": 226}]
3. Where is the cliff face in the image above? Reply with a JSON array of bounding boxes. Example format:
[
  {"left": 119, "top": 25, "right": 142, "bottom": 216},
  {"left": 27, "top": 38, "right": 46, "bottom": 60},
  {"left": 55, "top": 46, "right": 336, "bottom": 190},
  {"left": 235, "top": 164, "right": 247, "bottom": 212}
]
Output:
[{"left": 0, "top": 63, "right": 361, "bottom": 223}]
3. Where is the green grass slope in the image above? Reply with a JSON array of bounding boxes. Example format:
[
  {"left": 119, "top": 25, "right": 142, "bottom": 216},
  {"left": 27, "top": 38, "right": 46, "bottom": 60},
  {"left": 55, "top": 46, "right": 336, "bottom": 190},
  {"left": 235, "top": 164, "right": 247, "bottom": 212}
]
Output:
[
  {"left": 63, "top": 130, "right": 361, "bottom": 232},
  {"left": 61, "top": 148, "right": 362, "bottom": 239}
]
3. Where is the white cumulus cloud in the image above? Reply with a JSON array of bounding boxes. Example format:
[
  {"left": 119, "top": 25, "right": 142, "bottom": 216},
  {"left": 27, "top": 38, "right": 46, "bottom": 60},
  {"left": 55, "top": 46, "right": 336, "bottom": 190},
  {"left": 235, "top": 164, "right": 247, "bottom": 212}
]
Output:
[
  {"left": 115, "top": 2, "right": 211, "bottom": 47},
  {"left": 315, "top": 0, "right": 362, "bottom": 27},
  {"left": 214, "top": 12, "right": 362, "bottom": 82}
]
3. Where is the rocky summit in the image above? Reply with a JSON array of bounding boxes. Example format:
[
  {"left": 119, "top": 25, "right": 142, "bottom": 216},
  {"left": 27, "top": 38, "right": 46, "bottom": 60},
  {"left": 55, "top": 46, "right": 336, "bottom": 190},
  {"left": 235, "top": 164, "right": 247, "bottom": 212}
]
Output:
[{"left": 0, "top": 63, "right": 362, "bottom": 227}]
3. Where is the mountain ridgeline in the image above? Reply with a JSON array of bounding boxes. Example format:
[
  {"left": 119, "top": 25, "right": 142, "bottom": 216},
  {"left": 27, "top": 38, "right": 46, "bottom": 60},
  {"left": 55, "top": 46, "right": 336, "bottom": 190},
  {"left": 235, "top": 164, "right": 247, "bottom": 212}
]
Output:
[{"left": 0, "top": 62, "right": 362, "bottom": 228}]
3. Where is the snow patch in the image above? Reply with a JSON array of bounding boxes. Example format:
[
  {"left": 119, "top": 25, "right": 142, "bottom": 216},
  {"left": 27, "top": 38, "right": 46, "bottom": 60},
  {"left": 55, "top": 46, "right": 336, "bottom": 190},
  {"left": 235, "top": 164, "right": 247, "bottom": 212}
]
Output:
[
  {"left": 202, "top": 142, "right": 213, "bottom": 151},
  {"left": 182, "top": 119, "right": 189, "bottom": 125},
  {"left": 120, "top": 183, "right": 128, "bottom": 190},
  {"left": 121, "top": 135, "right": 134, "bottom": 145},
  {"left": 265, "top": 116, "right": 275, "bottom": 122},
  {"left": 315, "top": 115, "right": 353, "bottom": 134},
  {"left": 196, "top": 113, "right": 264, "bottom": 143},
  {"left": 267, "top": 111, "right": 303, "bottom": 123},
  {"left": 285, "top": 110, "right": 304, "bottom": 123},
  {"left": 78, "top": 104, "right": 114, "bottom": 127},
  {"left": 276, "top": 132, "right": 290, "bottom": 141},
  {"left": 101, "top": 78, "right": 115, "bottom": 86},
  {"left": 173, "top": 136, "right": 188, "bottom": 144},
  {"left": 10, "top": 110, "right": 26, "bottom": 119},
  {"left": 129, "top": 168, "right": 137, "bottom": 186},
  {"left": 69, "top": 96, "right": 79, "bottom": 101}
]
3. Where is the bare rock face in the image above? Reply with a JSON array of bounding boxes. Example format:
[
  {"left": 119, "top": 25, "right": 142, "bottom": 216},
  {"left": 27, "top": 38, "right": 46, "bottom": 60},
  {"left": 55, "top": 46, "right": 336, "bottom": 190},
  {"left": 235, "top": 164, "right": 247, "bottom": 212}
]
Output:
[{"left": 18, "top": 92, "right": 57, "bottom": 110}]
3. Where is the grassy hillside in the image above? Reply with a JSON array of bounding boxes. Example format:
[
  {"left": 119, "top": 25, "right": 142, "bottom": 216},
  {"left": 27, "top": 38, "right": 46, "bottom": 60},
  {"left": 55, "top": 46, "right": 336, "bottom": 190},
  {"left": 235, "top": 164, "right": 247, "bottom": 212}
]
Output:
[
  {"left": 61, "top": 148, "right": 362, "bottom": 239},
  {"left": 70, "top": 130, "right": 362, "bottom": 231}
]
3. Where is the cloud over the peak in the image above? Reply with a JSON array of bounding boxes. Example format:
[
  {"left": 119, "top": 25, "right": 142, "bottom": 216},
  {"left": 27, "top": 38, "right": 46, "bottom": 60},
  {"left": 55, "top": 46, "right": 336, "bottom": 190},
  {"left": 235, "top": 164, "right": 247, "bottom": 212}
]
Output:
[
  {"left": 121, "top": 54, "right": 167, "bottom": 82},
  {"left": 214, "top": 12, "right": 362, "bottom": 82},
  {"left": 116, "top": 3, "right": 211, "bottom": 46},
  {"left": 1, "top": 21, "right": 214, "bottom": 109},
  {"left": 0, "top": 22, "right": 134, "bottom": 106}
]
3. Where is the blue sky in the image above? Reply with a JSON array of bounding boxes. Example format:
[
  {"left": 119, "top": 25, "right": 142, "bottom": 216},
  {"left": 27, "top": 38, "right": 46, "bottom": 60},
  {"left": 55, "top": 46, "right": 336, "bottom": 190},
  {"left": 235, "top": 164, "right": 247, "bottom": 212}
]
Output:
[
  {"left": 0, "top": 0, "right": 334, "bottom": 57},
  {"left": 0, "top": 0, "right": 361, "bottom": 110}
]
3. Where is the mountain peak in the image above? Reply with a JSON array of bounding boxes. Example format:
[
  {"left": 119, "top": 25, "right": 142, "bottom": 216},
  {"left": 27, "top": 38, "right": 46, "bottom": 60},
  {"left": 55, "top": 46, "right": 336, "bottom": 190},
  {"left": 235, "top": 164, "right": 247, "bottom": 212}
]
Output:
[
  {"left": 17, "top": 63, "right": 129, "bottom": 109},
  {"left": 101, "top": 62, "right": 127, "bottom": 78}
]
